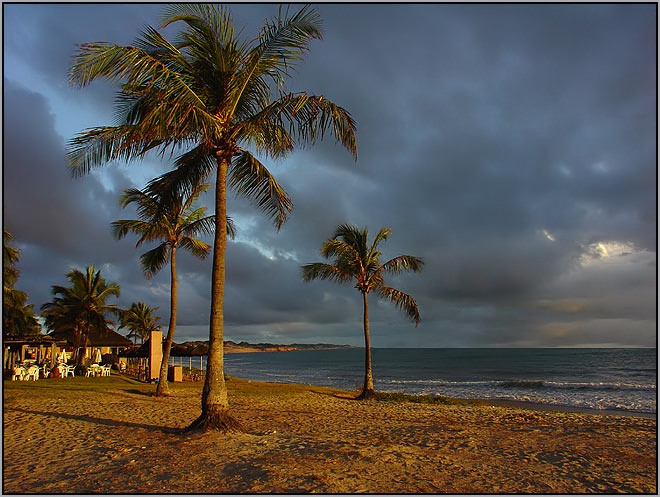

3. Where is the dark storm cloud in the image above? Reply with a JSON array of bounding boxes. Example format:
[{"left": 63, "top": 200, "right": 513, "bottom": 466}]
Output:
[{"left": 3, "top": 4, "right": 655, "bottom": 347}]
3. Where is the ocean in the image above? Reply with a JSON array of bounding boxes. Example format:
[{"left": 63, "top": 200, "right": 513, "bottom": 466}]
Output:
[{"left": 222, "top": 348, "right": 657, "bottom": 415}]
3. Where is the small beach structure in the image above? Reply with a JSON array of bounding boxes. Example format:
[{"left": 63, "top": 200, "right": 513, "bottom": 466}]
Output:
[{"left": 120, "top": 334, "right": 208, "bottom": 382}]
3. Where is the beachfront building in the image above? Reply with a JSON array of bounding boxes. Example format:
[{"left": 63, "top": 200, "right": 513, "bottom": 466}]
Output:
[
  {"left": 48, "top": 327, "right": 132, "bottom": 362},
  {"left": 3, "top": 334, "right": 68, "bottom": 370}
]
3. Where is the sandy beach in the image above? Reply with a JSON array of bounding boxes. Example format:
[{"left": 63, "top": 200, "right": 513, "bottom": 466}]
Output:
[{"left": 3, "top": 374, "right": 656, "bottom": 494}]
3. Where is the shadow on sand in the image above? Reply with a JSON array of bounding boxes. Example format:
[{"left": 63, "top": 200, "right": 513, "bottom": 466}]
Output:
[{"left": 6, "top": 406, "right": 181, "bottom": 434}]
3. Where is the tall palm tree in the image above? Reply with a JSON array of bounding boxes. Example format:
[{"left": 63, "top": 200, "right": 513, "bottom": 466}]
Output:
[
  {"left": 41, "top": 266, "right": 121, "bottom": 364},
  {"left": 68, "top": 4, "right": 357, "bottom": 430},
  {"left": 120, "top": 301, "right": 162, "bottom": 344},
  {"left": 112, "top": 180, "right": 222, "bottom": 396},
  {"left": 302, "top": 224, "right": 423, "bottom": 399}
]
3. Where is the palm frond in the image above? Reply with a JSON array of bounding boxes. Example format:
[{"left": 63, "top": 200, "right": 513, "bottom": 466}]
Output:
[
  {"left": 368, "top": 227, "right": 391, "bottom": 260},
  {"left": 375, "top": 285, "right": 421, "bottom": 325},
  {"left": 181, "top": 214, "right": 215, "bottom": 237},
  {"left": 147, "top": 146, "right": 216, "bottom": 203},
  {"left": 230, "top": 5, "right": 322, "bottom": 116},
  {"left": 379, "top": 255, "right": 425, "bottom": 275},
  {"left": 229, "top": 150, "right": 293, "bottom": 229},
  {"left": 140, "top": 243, "right": 170, "bottom": 279},
  {"left": 260, "top": 93, "right": 357, "bottom": 160},
  {"left": 226, "top": 215, "right": 237, "bottom": 240},
  {"left": 111, "top": 219, "right": 161, "bottom": 246},
  {"left": 69, "top": 37, "right": 204, "bottom": 111},
  {"left": 301, "top": 262, "right": 352, "bottom": 284},
  {"left": 179, "top": 236, "right": 211, "bottom": 259},
  {"left": 320, "top": 238, "right": 359, "bottom": 263}
]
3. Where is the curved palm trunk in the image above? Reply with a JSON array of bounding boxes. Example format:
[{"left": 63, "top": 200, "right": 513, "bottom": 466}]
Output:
[
  {"left": 156, "top": 246, "right": 177, "bottom": 397},
  {"left": 187, "top": 156, "right": 242, "bottom": 432},
  {"left": 357, "top": 291, "right": 376, "bottom": 399}
]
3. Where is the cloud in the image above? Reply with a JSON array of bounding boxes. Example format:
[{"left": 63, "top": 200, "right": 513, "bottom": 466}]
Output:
[{"left": 3, "top": 4, "right": 655, "bottom": 347}]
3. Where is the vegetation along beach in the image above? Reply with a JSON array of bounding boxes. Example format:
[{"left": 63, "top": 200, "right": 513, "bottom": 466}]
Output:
[{"left": 3, "top": 375, "right": 656, "bottom": 494}]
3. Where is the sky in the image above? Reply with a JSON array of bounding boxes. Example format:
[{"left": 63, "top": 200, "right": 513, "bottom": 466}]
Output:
[{"left": 3, "top": 3, "right": 657, "bottom": 348}]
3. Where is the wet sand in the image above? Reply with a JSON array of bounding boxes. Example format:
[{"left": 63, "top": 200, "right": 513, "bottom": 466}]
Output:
[{"left": 3, "top": 375, "right": 656, "bottom": 494}]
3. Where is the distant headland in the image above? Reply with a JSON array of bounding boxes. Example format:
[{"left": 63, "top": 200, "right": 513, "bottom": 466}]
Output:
[{"left": 175, "top": 340, "right": 356, "bottom": 354}]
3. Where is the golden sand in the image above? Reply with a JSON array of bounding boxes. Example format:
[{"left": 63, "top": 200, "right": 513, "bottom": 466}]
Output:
[{"left": 3, "top": 375, "right": 656, "bottom": 494}]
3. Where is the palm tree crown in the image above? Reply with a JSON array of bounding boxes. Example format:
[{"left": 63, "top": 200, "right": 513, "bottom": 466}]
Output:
[
  {"left": 302, "top": 224, "right": 423, "bottom": 323},
  {"left": 68, "top": 4, "right": 357, "bottom": 226},
  {"left": 111, "top": 180, "right": 217, "bottom": 278},
  {"left": 41, "top": 266, "right": 121, "bottom": 363},
  {"left": 120, "top": 302, "right": 161, "bottom": 344}
]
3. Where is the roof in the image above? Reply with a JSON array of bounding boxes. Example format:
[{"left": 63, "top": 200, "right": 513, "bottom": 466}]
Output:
[
  {"left": 3, "top": 334, "right": 68, "bottom": 346},
  {"left": 48, "top": 328, "right": 132, "bottom": 348},
  {"left": 119, "top": 340, "right": 210, "bottom": 358}
]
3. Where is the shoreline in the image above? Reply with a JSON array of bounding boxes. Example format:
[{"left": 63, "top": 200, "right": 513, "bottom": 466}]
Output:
[
  {"left": 4, "top": 375, "right": 656, "bottom": 493},
  {"left": 482, "top": 397, "right": 656, "bottom": 419},
  {"left": 185, "top": 368, "right": 657, "bottom": 419},
  {"left": 366, "top": 387, "right": 657, "bottom": 419}
]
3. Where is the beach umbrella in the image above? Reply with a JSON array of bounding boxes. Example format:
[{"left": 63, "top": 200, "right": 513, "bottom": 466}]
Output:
[{"left": 94, "top": 348, "right": 102, "bottom": 364}]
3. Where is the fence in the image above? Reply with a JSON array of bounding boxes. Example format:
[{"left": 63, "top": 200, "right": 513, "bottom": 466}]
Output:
[{"left": 124, "top": 356, "right": 205, "bottom": 382}]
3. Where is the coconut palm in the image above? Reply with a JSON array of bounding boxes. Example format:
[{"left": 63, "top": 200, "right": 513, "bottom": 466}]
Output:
[
  {"left": 41, "top": 266, "right": 121, "bottom": 364},
  {"left": 120, "top": 301, "right": 162, "bottom": 344},
  {"left": 302, "top": 224, "right": 423, "bottom": 399},
  {"left": 112, "top": 180, "right": 224, "bottom": 396},
  {"left": 68, "top": 4, "right": 357, "bottom": 430}
]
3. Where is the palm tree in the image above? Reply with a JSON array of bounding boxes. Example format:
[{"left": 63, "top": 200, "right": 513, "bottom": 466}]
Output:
[
  {"left": 68, "top": 4, "right": 357, "bottom": 431},
  {"left": 41, "top": 266, "right": 121, "bottom": 364},
  {"left": 302, "top": 224, "right": 423, "bottom": 399},
  {"left": 3, "top": 228, "right": 42, "bottom": 337},
  {"left": 120, "top": 301, "right": 162, "bottom": 344},
  {"left": 112, "top": 180, "right": 222, "bottom": 396}
]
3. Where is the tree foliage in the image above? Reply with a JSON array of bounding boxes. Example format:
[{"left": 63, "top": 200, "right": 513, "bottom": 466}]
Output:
[
  {"left": 41, "top": 266, "right": 121, "bottom": 364},
  {"left": 119, "top": 301, "right": 161, "bottom": 344},
  {"left": 3, "top": 228, "right": 41, "bottom": 336}
]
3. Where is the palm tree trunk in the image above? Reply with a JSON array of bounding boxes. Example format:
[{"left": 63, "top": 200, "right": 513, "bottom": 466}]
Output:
[
  {"left": 156, "top": 246, "right": 177, "bottom": 397},
  {"left": 187, "top": 155, "right": 241, "bottom": 432},
  {"left": 358, "top": 291, "right": 376, "bottom": 399}
]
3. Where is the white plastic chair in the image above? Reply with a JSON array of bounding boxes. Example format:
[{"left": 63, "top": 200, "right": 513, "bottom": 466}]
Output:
[
  {"left": 57, "top": 364, "right": 67, "bottom": 377},
  {"left": 100, "top": 365, "right": 112, "bottom": 376},
  {"left": 12, "top": 366, "right": 26, "bottom": 381},
  {"left": 24, "top": 365, "right": 39, "bottom": 381},
  {"left": 58, "top": 364, "right": 75, "bottom": 378}
]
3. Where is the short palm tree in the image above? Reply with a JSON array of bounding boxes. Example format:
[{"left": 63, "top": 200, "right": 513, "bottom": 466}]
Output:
[
  {"left": 68, "top": 4, "right": 357, "bottom": 431},
  {"left": 302, "top": 224, "right": 423, "bottom": 399},
  {"left": 120, "top": 301, "right": 161, "bottom": 344},
  {"left": 112, "top": 180, "right": 220, "bottom": 397},
  {"left": 41, "top": 266, "right": 121, "bottom": 364}
]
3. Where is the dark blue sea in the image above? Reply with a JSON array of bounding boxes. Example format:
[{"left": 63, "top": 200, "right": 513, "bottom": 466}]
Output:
[{"left": 224, "top": 348, "right": 657, "bottom": 415}]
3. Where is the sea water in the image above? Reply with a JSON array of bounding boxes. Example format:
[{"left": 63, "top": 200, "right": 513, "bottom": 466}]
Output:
[{"left": 224, "top": 348, "right": 657, "bottom": 414}]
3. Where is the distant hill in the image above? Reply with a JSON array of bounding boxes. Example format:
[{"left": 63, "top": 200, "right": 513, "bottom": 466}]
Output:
[
  {"left": 175, "top": 340, "right": 355, "bottom": 354},
  {"left": 226, "top": 341, "right": 354, "bottom": 353}
]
